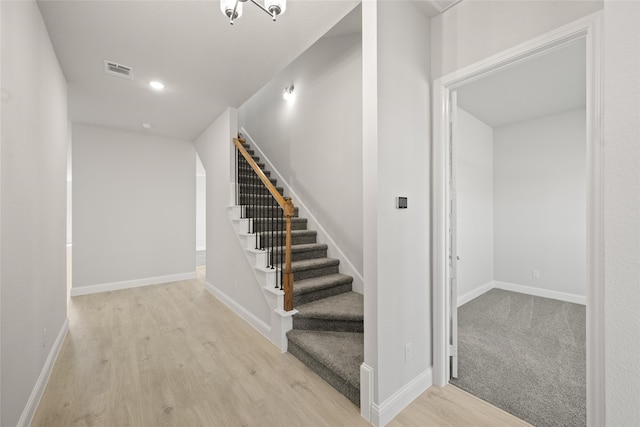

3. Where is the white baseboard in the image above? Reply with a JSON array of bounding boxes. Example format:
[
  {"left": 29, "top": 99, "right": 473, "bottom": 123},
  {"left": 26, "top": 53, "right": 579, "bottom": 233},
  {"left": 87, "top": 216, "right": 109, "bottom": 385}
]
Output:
[
  {"left": 371, "top": 368, "right": 432, "bottom": 427},
  {"left": 457, "top": 281, "right": 494, "bottom": 307},
  {"left": 204, "top": 280, "right": 272, "bottom": 341},
  {"left": 17, "top": 318, "right": 69, "bottom": 427},
  {"left": 70, "top": 272, "right": 197, "bottom": 296},
  {"left": 494, "top": 281, "right": 586, "bottom": 305},
  {"left": 360, "top": 363, "right": 374, "bottom": 421}
]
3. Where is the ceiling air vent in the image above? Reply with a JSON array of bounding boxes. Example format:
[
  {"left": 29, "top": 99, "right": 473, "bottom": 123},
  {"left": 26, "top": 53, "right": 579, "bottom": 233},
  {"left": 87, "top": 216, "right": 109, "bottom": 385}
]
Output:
[{"left": 104, "top": 60, "right": 133, "bottom": 80}]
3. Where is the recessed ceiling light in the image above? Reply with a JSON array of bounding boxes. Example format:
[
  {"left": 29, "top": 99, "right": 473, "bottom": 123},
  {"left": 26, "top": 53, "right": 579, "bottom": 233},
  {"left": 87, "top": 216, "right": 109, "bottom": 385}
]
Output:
[
  {"left": 142, "top": 123, "right": 152, "bottom": 129},
  {"left": 149, "top": 81, "right": 165, "bottom": 90}
]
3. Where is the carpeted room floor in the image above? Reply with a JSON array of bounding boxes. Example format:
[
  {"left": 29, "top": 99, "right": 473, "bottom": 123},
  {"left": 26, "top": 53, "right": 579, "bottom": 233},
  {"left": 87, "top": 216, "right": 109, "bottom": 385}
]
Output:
[{"left": 451, "top": 288, "right": 586, "bottom": 427}]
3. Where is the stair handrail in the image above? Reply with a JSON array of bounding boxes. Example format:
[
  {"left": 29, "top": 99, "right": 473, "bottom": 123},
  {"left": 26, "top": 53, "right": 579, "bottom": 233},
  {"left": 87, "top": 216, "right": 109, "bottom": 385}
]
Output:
[{"left": 233, "top": 137, "right": 295, "bottom": 311}]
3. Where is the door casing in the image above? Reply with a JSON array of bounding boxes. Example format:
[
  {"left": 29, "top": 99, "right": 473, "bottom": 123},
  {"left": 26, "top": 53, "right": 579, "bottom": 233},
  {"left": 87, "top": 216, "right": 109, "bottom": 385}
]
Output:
[{"left": 431, "top": 11, "right": 604, "bottom": 427}]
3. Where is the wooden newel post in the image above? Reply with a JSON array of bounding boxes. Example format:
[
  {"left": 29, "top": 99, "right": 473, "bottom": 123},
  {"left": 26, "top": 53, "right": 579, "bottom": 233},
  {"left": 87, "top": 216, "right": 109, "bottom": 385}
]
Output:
[{"left": 283, "top": 197, "right": 295, "bottom": 311}]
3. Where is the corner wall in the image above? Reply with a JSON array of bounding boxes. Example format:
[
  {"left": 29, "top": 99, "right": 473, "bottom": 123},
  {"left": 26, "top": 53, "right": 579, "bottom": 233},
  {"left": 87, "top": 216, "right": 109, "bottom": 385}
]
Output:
[
  {"left": 72, "top": 123, "right": 196, "bottom": 294},
  {"left": 362, "top": 2, "right": 431, "bottom": 424},
  {"left": 494, "top": 109, "right": 586, "bottom": 299},
  {"left": 456, "top": 108, "right": 494, "bottom": 302},
  {"left": 1, "top": 1, "right": 68, "bottom": 425},
  {"left": 603, "top": 1, "right": 640, "bottom": 424},
  {"left": 194, "top": 108, "right": 271, "bottom": 328}
]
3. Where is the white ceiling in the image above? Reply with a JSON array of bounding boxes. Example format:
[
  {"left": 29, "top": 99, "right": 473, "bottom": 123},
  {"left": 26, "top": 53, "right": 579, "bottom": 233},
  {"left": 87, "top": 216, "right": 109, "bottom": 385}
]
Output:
[
  {"left": 456, "top": 38, "right": 586, "bottom": 128},
  {"left": 37, "top": 0, "right": 360, "bottom": 141}
]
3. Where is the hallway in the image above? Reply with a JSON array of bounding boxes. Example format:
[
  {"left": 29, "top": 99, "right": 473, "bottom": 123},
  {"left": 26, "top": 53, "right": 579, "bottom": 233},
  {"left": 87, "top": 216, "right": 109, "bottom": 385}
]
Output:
[{"left": 32, "top": 269, "right": 527, "bottom": 426}]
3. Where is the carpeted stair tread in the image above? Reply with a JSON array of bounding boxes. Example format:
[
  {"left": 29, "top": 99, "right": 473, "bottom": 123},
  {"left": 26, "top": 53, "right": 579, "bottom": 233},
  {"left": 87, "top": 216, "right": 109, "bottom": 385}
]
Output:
[
  {"left": 286, "top": 330, "right": 363, "bottom": 390},
  {"left": 296, "top": 292, "right": 363, "bottom": 322},
  {"left": 291, "top": 257, "right": 339, "bottom": 271},
  {"left": 292, "top": 242, "right": 326, "bottom": 250},
  {"left": 261, "top": 230, "right": 316, "bottom": 246},
  {"left": 279, "top": 243, "right": 328, "bottom": 254},
  {"left": 262, "top": 229, "right": 317, "bottom": 239},
  {"left": 251, "top": 217, "right": 308, "bottom": 231},
  {"left": 294, "top": 274, "right": 353, "bottom": 295},
  {"left": 267, "top": 243, "right": 327, "bottom": 262},
  {"left": 292, "top": 274, "right": 353, "bottom": 306}
]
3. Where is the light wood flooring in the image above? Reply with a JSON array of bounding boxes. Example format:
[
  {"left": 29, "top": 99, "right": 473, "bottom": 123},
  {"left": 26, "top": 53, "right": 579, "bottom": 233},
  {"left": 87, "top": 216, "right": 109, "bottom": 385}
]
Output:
[{"left": 32, "top": 268, "right": 531, "bottom": 426}]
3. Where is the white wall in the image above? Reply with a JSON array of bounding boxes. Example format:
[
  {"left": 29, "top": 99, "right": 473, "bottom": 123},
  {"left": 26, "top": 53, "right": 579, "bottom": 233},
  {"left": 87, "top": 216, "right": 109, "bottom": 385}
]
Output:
[
  {"left": 194, "top": 108, "right": 271, "bottom": 325},
  {"left": 72, "top": 123, "right": 196, "bottom": 292},
  {"left": 363, "top": 1, "right": 431, "bottom": 423},
  {"left": 493, "top": 109, "right": 586, "bottom": 299},
  {"left": 603, "top": 1, "right": 640, "bottom": 424},
  {"left": 1, "top": 1, "right": 68, "bottom": 425},
  {"left": 238, "top": 27, "right": 363, "bottom": 277},
  {"left": 196, "top": 154, "right": 206, "bottom": 251},
  {"left": 431, "top": 0, "right": 603, "bottom": 80},
  {"left": 456, "top": 108, "right": 494, "bottom": 301}
]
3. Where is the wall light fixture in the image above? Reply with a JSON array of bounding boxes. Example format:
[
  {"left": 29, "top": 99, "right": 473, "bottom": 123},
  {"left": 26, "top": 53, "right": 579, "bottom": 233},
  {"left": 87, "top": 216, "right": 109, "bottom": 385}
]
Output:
[{"left": 283, "top": 85, "right": 294, "bottom": 101}]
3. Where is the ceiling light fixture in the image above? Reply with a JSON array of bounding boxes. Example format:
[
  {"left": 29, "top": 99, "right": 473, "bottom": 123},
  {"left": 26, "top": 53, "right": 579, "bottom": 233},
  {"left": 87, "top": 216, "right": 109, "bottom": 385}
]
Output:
[
  {"left": 220, "top": 0, "right": 286, "bottom": 25},
  {"left": 283, "top": 85, "right": 294, "bottom": 101},
  {"left": 149, "top": 81, "right": 165, "bottom": 90},
  {"left": 142, "top": 123, "right": 152, "bottom": 129}
]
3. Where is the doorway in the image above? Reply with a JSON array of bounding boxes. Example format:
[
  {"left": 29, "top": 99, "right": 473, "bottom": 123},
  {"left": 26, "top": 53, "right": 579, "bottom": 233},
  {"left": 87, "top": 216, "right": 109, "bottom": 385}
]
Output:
[
  {"left": 447, "top": 38, "right": 587, "bottom": 426},
  {"left": 432, "top": 12, "right": 604, "bottom": 427}
]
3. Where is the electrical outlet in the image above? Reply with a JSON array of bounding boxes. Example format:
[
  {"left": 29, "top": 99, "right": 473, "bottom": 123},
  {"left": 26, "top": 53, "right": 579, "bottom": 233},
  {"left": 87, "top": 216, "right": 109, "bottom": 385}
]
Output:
[
  {"left": 404, "top": 343, "right": 413, "bottom": 362},
  {"left": 532, "top": 269, "right": 540, "bottom": 279},
  {"left": 43, "top": 328, "right": 48, "bottom": 348}
]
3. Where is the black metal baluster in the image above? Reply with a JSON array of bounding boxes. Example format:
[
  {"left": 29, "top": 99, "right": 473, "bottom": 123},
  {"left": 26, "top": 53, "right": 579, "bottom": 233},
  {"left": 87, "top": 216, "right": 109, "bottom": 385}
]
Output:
[
  {"left": 250, "top": 156, "right": 254, "bottom": 236},
  {"left": 239, "top": 154, "right": 243, "bottom": 217},
  {"left": 279, "top": 206, "right": 284, "bottom": 290},
  {"left": 258, "top": 173, "right": 264, "bottom": 250},
  {"left": 270, "top": 192, "right": 275, "bottom": 270}
]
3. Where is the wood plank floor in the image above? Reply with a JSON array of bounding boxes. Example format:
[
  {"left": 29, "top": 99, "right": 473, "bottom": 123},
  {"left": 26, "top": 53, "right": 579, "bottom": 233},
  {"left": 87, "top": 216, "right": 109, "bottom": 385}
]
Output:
[{"left": 32, "top": 268, "right": 530, "bottom": 426}]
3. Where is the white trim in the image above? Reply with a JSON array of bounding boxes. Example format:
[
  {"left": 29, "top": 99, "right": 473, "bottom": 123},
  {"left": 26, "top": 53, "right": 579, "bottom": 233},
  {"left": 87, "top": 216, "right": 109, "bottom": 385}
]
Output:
[
  {"left": 204, "top": 280, "right": 272, "bottom": 341},
  {"left": 17, "top": 318, "right": 69, "bottom": 427},
  {"left": 240, "top": 127, "right": 365, "bottom": 294},
  {"left": 584, "top": 13, "right": 605, "bottom": 426},
  {"left": 360, "top": 363, "right": 374, "bottom": 422},
  {"left": 371, "top": 369, "right": 432, "bottom": 427},
  {"left": 432, "top": 11, "right": 605, "bottom": 425},
  {"left": 493, "top": 281, "right": 586, "bottom": 305},
  {"left": 70, "top": 272, "right": 197, "bottom": 296},
  {"left": 457, "top": 281, "right": 494, "bottom": 307},
  {"left": 196, "top": 246, "right": 206, "bottom": 252}
]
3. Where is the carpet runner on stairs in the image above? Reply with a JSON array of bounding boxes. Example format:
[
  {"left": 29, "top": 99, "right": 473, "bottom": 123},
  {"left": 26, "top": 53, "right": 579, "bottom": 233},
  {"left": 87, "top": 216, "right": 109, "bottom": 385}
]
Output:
[{"left": 239, "top": 141, "right": 364, "bottom": 407}]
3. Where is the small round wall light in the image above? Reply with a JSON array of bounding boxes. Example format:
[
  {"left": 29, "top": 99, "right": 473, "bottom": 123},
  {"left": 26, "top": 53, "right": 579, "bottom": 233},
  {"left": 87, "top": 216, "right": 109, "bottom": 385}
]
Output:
[{"left": 283, "top": 85, "right": 294, "bottom": 101}]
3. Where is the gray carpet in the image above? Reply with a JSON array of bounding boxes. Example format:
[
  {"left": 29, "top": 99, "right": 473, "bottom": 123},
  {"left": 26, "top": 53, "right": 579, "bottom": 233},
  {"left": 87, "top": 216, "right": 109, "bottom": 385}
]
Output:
[
  {"left": 287, "top": 329, "right": 363, "bottom": 406},
  {"left": 451, "top": 289, "right": 585, "bottom": 427}
]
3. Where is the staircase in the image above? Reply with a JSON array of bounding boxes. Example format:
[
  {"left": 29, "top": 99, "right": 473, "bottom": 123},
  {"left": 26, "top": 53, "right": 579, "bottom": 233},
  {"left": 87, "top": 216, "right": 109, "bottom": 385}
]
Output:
[{"left": 237, "top": 140, "right": 364, "bottom": 407}]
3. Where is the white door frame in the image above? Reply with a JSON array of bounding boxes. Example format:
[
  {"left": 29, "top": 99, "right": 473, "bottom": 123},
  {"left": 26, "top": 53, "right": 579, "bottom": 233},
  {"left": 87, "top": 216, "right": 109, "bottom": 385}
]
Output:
[{"left": 432, "top": 11, "right": 604, "bottom": 427}]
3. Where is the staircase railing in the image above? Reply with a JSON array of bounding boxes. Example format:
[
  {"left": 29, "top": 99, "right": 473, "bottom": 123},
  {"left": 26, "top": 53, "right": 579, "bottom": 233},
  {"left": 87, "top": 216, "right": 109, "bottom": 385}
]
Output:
[{"left": 233, "top": 137, "right": 295, "bottom": 311}]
